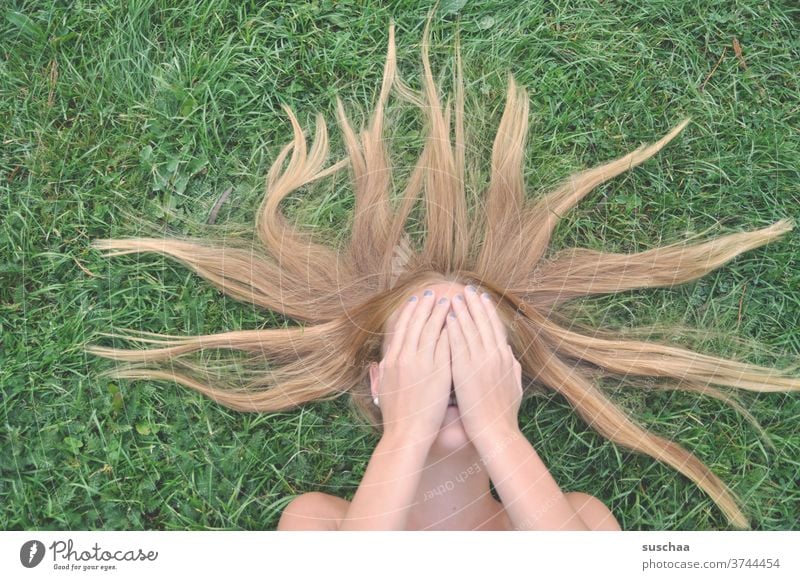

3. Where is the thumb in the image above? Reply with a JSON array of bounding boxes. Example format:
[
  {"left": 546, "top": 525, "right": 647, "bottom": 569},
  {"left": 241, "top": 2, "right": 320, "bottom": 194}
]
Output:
[{"left": 510, "top": 347, "right": 523, "bottom": 395}]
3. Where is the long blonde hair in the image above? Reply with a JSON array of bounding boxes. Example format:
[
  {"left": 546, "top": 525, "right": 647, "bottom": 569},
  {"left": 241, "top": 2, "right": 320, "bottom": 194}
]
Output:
[{"left": 85, "top": 12, "right": 799, "bottom": 530}]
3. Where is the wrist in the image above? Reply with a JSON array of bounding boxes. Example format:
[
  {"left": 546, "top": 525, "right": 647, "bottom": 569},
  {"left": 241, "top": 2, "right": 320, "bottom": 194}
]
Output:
[
  {"left": 380, "top": 428, "right": 435, "bottom": 454},
  {"left": 471, "top": 423, "right": 524, "bottom": 460}
]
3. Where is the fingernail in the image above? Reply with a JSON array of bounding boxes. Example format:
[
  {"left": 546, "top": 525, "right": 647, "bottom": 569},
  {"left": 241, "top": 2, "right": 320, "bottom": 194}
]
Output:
[
  {"left": 465, "top": 285, "right": 476, "bottom": 294},
  {"left": 423, "top": 289, "right": 433, "bottom": 297},
  {"left": 438, "top": 297, "right": 448, "bottom": 305},
  {"left": 408, "top": 295, "right": 417, "bottom": 302},
  {"left": 448, "top": 312, "right": 456, "bottom": 319},
  {"left": 455, "top": 294, "right": 463, "bottom": 302},
  {"left": 481, "top": 292, "right": 491, "bottom": 301}
]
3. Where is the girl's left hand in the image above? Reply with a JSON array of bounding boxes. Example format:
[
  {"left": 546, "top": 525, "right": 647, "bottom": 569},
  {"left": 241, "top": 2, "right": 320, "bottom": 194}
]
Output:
[{"left": 445, "top": 286, "right": 523, "bottom": 444}]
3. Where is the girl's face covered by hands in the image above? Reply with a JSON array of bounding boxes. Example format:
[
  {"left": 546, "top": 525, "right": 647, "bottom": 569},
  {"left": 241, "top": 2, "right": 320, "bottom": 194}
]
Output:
[{"left": 370, "top": 281, "right": 521, "bottom": 452}]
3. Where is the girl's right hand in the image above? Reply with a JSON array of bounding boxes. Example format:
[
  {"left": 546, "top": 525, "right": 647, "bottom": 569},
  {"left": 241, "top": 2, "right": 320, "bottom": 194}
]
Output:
[{"left": 371, "top": 289, "right": 452, "bottom": 445}]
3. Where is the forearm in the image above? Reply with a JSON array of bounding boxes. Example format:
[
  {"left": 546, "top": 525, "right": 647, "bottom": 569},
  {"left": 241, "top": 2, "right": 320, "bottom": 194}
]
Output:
[
  {"left": 474, "top": 429, "right": 590, "bottom": 530},
  {"left": 338, "top": 433, "right": 431, "bottom": 530}
]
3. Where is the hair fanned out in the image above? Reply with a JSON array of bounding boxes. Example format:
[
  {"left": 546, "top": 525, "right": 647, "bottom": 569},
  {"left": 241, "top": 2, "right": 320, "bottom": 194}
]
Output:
[{"left": 86, "top": 11, "right": 799, "bottom": 530}]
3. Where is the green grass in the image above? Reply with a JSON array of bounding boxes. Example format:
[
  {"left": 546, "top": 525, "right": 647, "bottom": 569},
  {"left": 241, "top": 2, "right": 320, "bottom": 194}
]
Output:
[{"left": 1, "top": 0, "right": 798, "bottom": 530}]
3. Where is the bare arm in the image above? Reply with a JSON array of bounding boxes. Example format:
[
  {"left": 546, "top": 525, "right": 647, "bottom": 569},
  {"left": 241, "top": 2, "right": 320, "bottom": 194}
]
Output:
[
  {"left": 338, "top": 289, "right": 452, "bottom": 530},
  {"left": 446, "top": 288, "right": 590, "bottom": 530},
  {"left": 337, "top": 433, "right": 432, "bottom": 530},
  {"left": 473, "top": 428, "right": 590, "bottom": 530}
]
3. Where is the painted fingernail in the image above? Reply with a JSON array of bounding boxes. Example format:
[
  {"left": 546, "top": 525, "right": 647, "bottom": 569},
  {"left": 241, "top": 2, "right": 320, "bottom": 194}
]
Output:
[
  {"left": 465, "top": 285, "right": 476, "bottom": 294},
  {"left": 438, "top": 297, "right": 448, "bottom": 305},
  {"left": 423, "top": 289, "right": 433, "bottom": 297},
  {"left": 481, "top": 292, "right": 491, "bottom": 301},
  {"left": 408, "top": 295, "right": 417, "bottom": 302},
  {"left": 455, "top": 294, "right": 463, "bottom": 302},
  {"left": 448, "top": 312, "right": 456, "bottom": 319}
]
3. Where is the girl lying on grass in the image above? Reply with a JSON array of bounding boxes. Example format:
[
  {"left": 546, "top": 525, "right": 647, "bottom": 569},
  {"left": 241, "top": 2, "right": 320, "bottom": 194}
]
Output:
[
  {"left": 87, "top": 12, "right": 799, "bottom": 530},
  {"left": 279, "top": 280, "right": 623, "bottom": 530}
]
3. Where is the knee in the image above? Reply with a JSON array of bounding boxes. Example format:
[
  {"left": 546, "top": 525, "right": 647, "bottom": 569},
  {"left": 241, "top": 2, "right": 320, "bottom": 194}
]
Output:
[{"left": 564, "top": 492, "right": 622, "bottom": 531}]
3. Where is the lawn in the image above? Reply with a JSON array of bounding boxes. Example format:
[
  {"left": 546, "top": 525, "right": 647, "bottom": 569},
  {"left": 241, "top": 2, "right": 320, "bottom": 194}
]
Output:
[{"left": 1, "top": 0, "right": 798, "bottom": 530}]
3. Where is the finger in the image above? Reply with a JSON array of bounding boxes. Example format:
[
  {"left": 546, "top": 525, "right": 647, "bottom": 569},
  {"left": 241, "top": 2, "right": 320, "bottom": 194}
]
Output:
[
  {"left": 445, "top": 310, "right": 468, "bottom": 369},
  {"left": 419, "top": 296, "right": 450, "bottom": 356},
  {"left": 463, "top": 285, "right": 496, "bottom": 352},
  {"left": 434, "top": 325, "right": 451, "bottom": 370},
  {"left": 384, "top": 293, "right": 420, "bottom": 360},
  {"left": 403, "top": 287, "right": 438, "bottom": 354},
  {"left": 451, "top": 291, "right": 481, "bottom": 358},
  {"left": 481, "top": 291, "right": 508, "bottom": 349}
]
